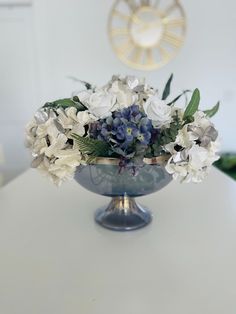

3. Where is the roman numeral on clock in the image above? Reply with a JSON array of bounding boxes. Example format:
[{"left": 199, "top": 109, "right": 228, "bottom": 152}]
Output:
[
  {"left": 109, "top": 0, "right": 186, "bottom": 70},
  {"left": 162, "top": 31, "right": 184, "bottom": 48},
  {"left": 113, "top": 10, "right": 130, "bottom": 22},
  {"left": 144, "top": 48, "right": 155, "bottom": 65},
  {"left": 110, "top": 27, "right": 129, "bottom": 37},
  {"left": 163, "top": 18, "right": 185, "bottom": 28},
  {"left": 132, "top": 47, "right": 143, "bottom": 63}
]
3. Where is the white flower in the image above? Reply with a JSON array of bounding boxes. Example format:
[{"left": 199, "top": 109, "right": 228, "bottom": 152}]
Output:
[
  {"left": 86, "top": 89, "right": 116, "bottom": 119},
  {"left": 36, "top": 118, "right": 61, "bottom": 139},
  {"left": 192, "top": 111, "right": 212, "bottom": 130},
  {"left": 43, "top": 133, "right": 68, "bottom": 158},
  {"left": 126, "top": 76, "right": 145, "bottom": 90},
  {"left": 50, "top": 149, "right": 82, "bottom": 185},
  {"left": 35, "top": 148, "right": 82, "bottom": 186},
  {"left": 57, "top": 107, "right": 78, "bottom": 129},
  {"left": 76, "top": 90, "right": 92, "bottom": 103},
  {"left": 25, "top": 120, "right": 37, "bottom": 148},
  {"left": 54, "top": 149, "right": 81, "bottom": 167},
  {"left": 165, "top": 125, "right": 198, "bottom": 154},
  {"left": 109, "top": 81, "right": 135, "bottom": 109},
  {"left": 143, "top": 95, "right": 172, "bottom": 127},
  {"left": 77, "top": 110, "right": 97, "bottom": 124},
  {"left": 143, "top": 84, "right": 157, "bottom": 98},
  {"left": 26, "top": 106, "right": 87, "bottom": 185},
  {"left": 165, "top": 110, "right": 220, "bottom": 183},
  {"left": 165, "top": 139, "right": 220, "bottom": 183},
  {"left": 32, "top": 138, "right": 48, "bottom": 155},
  {"left": 165, "top": 159, "right": 188, "bottom": 181},
  {"left": 56, "top": 107, "right": 97, "bottom": 138},
  {"left": 71, "top": 110, "right": 97, "bottom": 136}
]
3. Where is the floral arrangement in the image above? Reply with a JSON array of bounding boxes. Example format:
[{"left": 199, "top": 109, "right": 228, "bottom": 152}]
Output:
[{"left": 26, "top": 75, "right": 220, "bottom": 185}]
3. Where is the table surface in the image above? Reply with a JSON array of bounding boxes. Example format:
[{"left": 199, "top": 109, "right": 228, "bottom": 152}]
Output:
[{"left": 0, "top": 168, "right": 236, "bottom": 314}]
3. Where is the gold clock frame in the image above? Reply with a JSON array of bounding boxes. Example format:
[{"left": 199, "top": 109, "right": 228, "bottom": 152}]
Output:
[{"left": 108, "top": 0, "right": 187, "bottom": 71}]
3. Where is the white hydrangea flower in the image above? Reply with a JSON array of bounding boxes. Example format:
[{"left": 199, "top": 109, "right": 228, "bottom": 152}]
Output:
[
  {"left": 37, "top": 118, "right": 61, "bottom": 140},
  {"left": 26, "top": 106, "right": 91, "bottom": 185},
  {"left": 165, "top": 111, "right": 220, "bottom": 183},
  {"left": 165, "top": 125, "right": 198, "bottom": 153},
  {"left": 43, "top": 133, "right": 68, "bottom": 158},
  {"left": 125, "top": 75, "right": 145, "bottom": 90},
  {"left": 109, "top": 80, "right": 135, "bottom": 109},
  {"left": 166, "top": 143, "right": 219, "bottom": 183},
  {"left": 26, "top": 76, "right": 220, "bottom": 186},
  {"left": 56, "top": 107, "right": 97, "bottom": 138},
  {"left": 73, "top": 110, "right": 98, "bottom": 136},
  {"left": 76, "top": 90, "right": 93, "bottom": 103},
  {"left": 143, "top": 95, "right": 172, "bottom": 128}
]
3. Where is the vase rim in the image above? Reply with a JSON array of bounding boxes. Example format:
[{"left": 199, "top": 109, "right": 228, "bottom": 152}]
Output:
[{"left": 87, "top": 155, "right": 170, "bottom": 166}]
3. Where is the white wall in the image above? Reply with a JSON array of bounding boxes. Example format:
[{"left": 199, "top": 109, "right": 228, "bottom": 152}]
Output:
[
  {"left": 1, "top": 0, "right": 236, "bottom": 184},
  {"left": 0, "top": 1, "right": 37, "bottom": 184}
]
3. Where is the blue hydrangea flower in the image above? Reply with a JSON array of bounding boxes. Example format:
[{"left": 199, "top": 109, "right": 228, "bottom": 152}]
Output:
[{"left": 89, "top": 105, "right": 154, "bottom": 159}]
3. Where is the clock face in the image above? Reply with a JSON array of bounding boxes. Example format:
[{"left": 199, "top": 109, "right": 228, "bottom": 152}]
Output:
[{"left": 108, "top": 0, "right": 186, "bottom": 70}]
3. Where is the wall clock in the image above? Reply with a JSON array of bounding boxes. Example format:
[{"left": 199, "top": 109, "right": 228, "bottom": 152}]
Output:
[{"left": 108, "top": 0, "right": 186, "bottom": 71}]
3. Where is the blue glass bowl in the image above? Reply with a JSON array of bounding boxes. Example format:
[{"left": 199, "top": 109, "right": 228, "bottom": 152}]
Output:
[{"left": 74, "top": 157, "right": 172, "bottom": 231}]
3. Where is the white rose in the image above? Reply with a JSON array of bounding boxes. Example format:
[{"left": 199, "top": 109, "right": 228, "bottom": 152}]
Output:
[
  {"left": 86, "top": 89, "right": 116, "bottom": 119},
  {"left": 143, "top": 95, "right": 172, "bottom": 128}
]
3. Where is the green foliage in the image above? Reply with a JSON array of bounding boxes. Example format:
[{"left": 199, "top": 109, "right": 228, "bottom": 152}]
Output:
[
  {"left": 162, "top": 74, "right": 173, "bottom": 100},
  {"left": 167, "top": 90, "right": 191, "bottom": 106},
  {"left": 214, "top": 153, "right": 236, "bottom": 180},
  {"left": 43, "top": 98, "right": 86, "bottom": 111},
  {"left": 151, "top": 112, "right": 181, "bottom": 156},
  {"left": 72, "top": 134, "right": 110, "bottom": 161},
  {"left": 183, "top": 89, "right": 200, "bottom": 120},
  {"left": 160, "top": 113, "right": 181, "bottom": 145},
  {"left": 204, "top": 101, "right": 220, "bottom": 118},
  {"left": 67, "top": 76, "right": 93, "bottom": 90},
  {"left": 79, "top": 80, "right": 93, "bottom": 90}
]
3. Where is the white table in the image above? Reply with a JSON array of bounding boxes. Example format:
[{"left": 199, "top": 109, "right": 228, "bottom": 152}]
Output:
[{"left": 0, "top": 168, "right": 236, "bottom": 314}]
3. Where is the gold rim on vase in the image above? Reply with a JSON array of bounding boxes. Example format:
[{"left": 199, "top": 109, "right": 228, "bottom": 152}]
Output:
[{"left": 89, "top": 155, "right": 170, "bottom": 166}]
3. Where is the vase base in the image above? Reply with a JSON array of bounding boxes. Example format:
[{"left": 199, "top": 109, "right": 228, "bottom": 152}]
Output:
[{"left": 95, "top": 196, "right": 152, "bottom": 232}]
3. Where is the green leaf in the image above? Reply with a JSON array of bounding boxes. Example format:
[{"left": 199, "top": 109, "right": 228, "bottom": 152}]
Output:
[
  {"left": 151, "top": 112, "right": 181, "bottom": 156},
  {"left": 72, "top": 134, "right": 110, "bottom": 160},
  {"left": 43, "top": 98, "right": 86, "bottom": 111},
  {"left": 214, "top": 153, "right": 236, "bottom": 181},
  {"left": 204, "top": 101, "right": 220, "bottom": 118},
  {"left": 162, "top": 74, "right": 173, "bottom": 100},
  {"left": 183, "top": 88, "right": 200, "bottom": 120},
  {"left": 54, "top": 99, "right": 75, "bottom": 106},
  {"left": 67, "top": 76, "right": 94, "bottom": 90},
  {"left": 167, "top": 90, "right": 191, "bottom": 106}
]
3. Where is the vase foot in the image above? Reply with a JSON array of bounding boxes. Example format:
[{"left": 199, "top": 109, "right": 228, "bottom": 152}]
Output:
[{"left": 95, "top": 196, "right": 152, "bottom": 231}]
